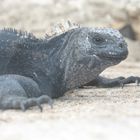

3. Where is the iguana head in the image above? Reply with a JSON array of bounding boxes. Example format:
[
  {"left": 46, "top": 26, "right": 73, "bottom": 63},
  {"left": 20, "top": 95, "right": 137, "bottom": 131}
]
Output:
[
  {"left": 50, "top": 27, "right": 128, "bottom": 89},
  {"left": 70, "top": 27, "right": 128, "bottom": 66}
]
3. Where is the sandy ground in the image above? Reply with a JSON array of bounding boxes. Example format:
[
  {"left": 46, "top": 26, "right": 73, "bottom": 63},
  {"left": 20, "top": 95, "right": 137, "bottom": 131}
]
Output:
[{"left": 0, "top": 0, "right": 140, "bottom": 140}]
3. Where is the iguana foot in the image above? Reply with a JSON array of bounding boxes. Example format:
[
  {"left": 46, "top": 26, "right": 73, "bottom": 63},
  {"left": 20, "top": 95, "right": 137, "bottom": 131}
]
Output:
[
  {"left": 0, "top": 74, "right": 53, "bottom": 111},
  {"left": 120, "top": 76, "right": 140, "bottom": 88},
  {"left": 85, "top": 76, "right": 140, "bottom": 88},
  {"left": 0, "top": 95, "right": 53, "bottom": 112}
]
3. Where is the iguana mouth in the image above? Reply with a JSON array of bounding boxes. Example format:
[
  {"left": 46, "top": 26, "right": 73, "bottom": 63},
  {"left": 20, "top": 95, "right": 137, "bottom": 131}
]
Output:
[{"left": 98, "top": 53, "right": 127, "bottom": 61}]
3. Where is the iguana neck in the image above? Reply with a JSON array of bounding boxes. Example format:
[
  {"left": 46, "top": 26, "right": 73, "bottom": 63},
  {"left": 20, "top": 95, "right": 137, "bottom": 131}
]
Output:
[{"left": 44, "top": 31, "right": 75, "bottom": 94}]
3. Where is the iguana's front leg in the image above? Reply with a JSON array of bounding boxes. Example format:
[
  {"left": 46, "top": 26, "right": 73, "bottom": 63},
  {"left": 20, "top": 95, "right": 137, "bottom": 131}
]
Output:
[
  {"left": 85, "top": 76, "right": 140, "bottom": 88},
  {"left": 119, "top": 76, "right": 140, "bottom": 88},
  {"left": 0, "top": 75, "right": 53, "bottom": 111}
]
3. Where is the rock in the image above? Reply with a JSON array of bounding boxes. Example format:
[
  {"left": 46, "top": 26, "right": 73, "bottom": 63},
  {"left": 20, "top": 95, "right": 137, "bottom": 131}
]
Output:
[{"left": 119, "top": 23, "right": 137, "bottom": 40}]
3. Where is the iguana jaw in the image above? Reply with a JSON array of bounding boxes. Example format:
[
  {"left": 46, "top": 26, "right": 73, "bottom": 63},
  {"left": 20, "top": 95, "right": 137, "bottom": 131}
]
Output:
[{"left": 97, "top": 50, "right": 128, "bottom": 61}]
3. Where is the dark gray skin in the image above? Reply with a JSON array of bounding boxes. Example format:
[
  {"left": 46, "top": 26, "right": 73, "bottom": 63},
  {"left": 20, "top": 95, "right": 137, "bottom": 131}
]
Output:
[{"left": 0, "top": 27, "right": 139, "bottom": 111}]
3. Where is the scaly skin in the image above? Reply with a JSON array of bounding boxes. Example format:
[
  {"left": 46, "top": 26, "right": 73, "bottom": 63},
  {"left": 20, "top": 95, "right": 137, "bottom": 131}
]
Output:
[{"left": 0, "top": 27, "right": 139, "bottom": 111}]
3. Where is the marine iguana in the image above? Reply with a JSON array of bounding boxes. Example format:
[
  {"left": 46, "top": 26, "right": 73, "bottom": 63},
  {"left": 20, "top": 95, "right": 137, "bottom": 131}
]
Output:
[{"left": 0, "top": 24, "right": 139, "bottom": 111}]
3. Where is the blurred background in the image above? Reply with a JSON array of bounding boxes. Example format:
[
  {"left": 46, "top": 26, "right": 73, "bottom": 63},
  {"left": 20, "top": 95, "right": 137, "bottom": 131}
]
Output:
[{"left": 0, "top": 0, "right": 139, "bottom": 36}]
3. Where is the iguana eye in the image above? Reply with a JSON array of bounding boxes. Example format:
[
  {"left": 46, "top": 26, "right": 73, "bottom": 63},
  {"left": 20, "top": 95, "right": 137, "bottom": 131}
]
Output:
[{"left": 93, "top": 36, "right": 105, "bottom": 45}]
